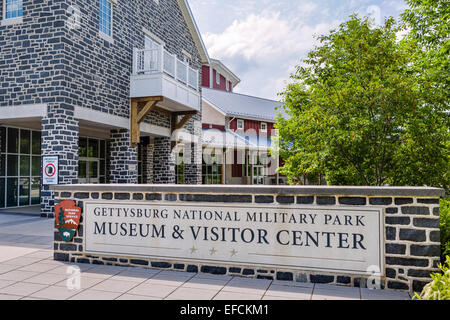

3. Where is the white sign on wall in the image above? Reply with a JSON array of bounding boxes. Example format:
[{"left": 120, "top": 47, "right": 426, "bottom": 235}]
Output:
[
  {"left": 84, "top": 202, "right": 384, "bottom": 275},
  {"left": 42, "top": 156, "right": 59, "bottom": 185}
]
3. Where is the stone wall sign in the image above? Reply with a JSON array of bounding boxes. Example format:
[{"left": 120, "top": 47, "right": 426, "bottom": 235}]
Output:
[{"left": 84, "top": 201, "right": 384, "bottom": 275}]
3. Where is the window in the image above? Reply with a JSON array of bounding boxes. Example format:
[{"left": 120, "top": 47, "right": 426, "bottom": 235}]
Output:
[
  {"left": 145, "top": 35, "right": 160, "bottom": 50},
  {"left": 175, "top": 152, "right": 184, "bottom": 184},
  {"left": 137, "top": 144, "right": 143, "bottom": 184},
  {"left": 245, "top": 152, "right": 267, "bottom": 185},
  {"left": 182, "top": 50, "right": 192, "bottom": 65},
  {"left": 216, "top": 71, "right": 220, "bottom": 85},
  {"left": 261, "top": 122, "right": 267, "bottom": 133},
  {"left": 99, "top": 0, "right": 113, "bottom": 38},
  {"left": 1, "top": 126, "right": 41, "bottom": 208},
  {"left": 237, "top": 120, "right": 244, "bottom": 130},
  {"left": 78, "top": 137, "right": 108, "bottom": 184},
  {"left": 202, "top": 154, "right": 223, "bottom": 185},
  {"left": 143, "top": 35, "right": 161, "bottom": 73},
  {"left": 4, "top": 0, "right": 23, "bottom": 19}
]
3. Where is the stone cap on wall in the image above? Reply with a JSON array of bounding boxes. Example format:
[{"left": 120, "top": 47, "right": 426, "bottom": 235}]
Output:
[{"left": 51, "top": 184, "right": 446, "bottom": 197}]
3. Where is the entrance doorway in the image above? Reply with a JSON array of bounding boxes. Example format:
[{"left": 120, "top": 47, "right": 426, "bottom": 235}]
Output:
[
  {"left": 78, "top": 137, "right": 107, "bottom": 184},
  {"left": 78, "top": 159, "right": 99, "bottom": 184},
  {"left": 246, "top": 153, "right": 267, "bottom": 185},
  {"left": 252, "top": 165, "right": 265, "bottom": 185}
]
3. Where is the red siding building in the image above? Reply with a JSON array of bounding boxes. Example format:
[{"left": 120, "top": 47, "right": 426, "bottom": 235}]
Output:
[
  {"left": 201, "top": 59, "right": 240, "bottom": 93},
  {"left": 201, "top": 68, "right": 287, "bottom": 185}
]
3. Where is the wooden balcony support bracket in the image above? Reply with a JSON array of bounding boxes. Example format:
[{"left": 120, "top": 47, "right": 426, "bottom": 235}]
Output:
[
  {"left": 170, "top": 110, "right": 198, "bottom": 151},
  {"left": 130, "top": 96, "right": 163, "bottom": 147}
]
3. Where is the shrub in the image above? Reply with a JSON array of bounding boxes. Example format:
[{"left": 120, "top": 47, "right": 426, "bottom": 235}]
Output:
[
  {"left": 414, "top": 256, "right": 450, "bottom": 300},
  {"left": 440, "top": 198, "right": 450, "bottom": 259}
]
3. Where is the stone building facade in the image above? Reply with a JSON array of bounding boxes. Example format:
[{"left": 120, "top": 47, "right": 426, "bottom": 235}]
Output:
[{"left": 0, "top": 0, "right": 208, "bottom": 216}]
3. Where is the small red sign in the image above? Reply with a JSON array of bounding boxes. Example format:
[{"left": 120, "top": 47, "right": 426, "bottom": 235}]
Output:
[{"left": 45, "top": 164, "right": 56, "bottom": 177}]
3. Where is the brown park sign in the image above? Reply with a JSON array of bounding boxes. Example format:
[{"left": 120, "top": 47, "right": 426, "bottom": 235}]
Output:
[{"left": 55, "top": 200, "right": 81, "bottom": 242}]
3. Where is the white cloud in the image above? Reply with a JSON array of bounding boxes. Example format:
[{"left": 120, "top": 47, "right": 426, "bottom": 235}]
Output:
[
  {"left": 204, "top": 10, "right": 339, "bottom": 63},
  {"left": 298, "top": 1, "right": 318, "bottom": 16},
  {"left": 189, "top": 0, "right": 408, "bottom": 100},
  {"left": 202, "top": 9, "right": 340, "bottom": 99},
  {"left": 381, "top": 0, "right": 408, "bottom": 12}
]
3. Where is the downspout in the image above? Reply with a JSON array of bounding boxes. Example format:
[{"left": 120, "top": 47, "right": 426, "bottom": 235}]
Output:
[
  {"left": 226, "top": 117, "right": 236, "bottom": 184},
  {"left": 227, "top": 117, "right": 236, "bottom": 130}
]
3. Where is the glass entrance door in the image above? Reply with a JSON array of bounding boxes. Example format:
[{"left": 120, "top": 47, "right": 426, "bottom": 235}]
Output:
[
  {"left": 253, "top": 166, "right": 265, "bottom": 185},
  {"left": 0, "top": 126, "right": 41, "bottom": 209},
  {"left": 78, "top": 159, "right": 99, "bottom": 184},
  {"left": 78, "top": 137, "right": 107, "bottom": 184}
]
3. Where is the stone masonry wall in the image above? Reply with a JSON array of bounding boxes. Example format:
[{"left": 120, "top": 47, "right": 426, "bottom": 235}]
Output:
[
  {"left": 109, "top": 129, "right": 138, "bottom": 184},
  {"left": 60, "top": 0, "right": 202, "bottom": 184},
  {"left": 0, "top": 1, "right": 67, "bottom": 106},
  {"left": 0, "top": 0, "right": 202, "bottom": 119},
  {"left": 153, "top": 137, "right": 176, "bottom": 184},
  {"left": 40, "top": 105, "right": 80, "bottom": 217},
  {"left": 183, "top": 117, "right": 202, "bottom": 185},
  {"left": 61, "top": 0, "right": 202, "bottom": 119},
  {"left": 52, "top": 186, "right": 444, "bottom": 293},
  {"left": 143, "top": 138, "right": 155, "bottom": 184},
  {"left": 1, "top": 0, "right": 204, "bottom": 214}
]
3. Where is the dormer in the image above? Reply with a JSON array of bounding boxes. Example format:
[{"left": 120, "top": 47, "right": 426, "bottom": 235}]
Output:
[{"left": 202, "top": 59, "right": 240, "bottom": 92}]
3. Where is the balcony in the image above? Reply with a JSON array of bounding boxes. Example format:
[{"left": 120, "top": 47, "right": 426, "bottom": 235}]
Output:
[{"left": 130, "top": 47, "right": 200, "bottom": 112}]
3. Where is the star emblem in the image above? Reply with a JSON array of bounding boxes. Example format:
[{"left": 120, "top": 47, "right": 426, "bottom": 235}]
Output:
[
  {"left": 190, "top": 246, "right": 198, "bottom": 254},
  {"left": 209, "top": 247, "right": 217, "bottom": 255},
  {"left": 230, "top": 249, "right": 238, "bottom": 257}
]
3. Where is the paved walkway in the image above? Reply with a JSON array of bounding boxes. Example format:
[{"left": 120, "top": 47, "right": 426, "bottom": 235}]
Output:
[{"left": 0, "top": 212, "right": 412, "bottom": 300}]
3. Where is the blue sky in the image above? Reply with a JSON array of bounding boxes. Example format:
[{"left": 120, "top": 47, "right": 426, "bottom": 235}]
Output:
[{"left": 189, "top": 0, "right": 409, "bottom": 101}]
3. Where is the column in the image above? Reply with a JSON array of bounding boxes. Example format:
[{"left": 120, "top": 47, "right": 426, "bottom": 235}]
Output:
[
  {"left": 183, "top": 115, "right": 202, "bottom": 185},
  {"left": 142, "top": 137, "right": 155, "bottom": 184},
  {"left": 153, "top": 137, "right": 175, "bottom": 184},
  {"left": 40, "top": 105, "right": 79, "bottom": 218},
  {"left": 109, "top": 129, "right": 138, "bottom": 184}
]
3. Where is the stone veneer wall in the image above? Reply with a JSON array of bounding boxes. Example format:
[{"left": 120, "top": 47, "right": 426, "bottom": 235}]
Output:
[
  {"left": 153, "top": 138, "right": 176, "bottom": 184},
  {"left": 183, "top": 120, "right": 202, "bottom": 185},
  {"left": 142, "top": 138, "right": 154, "bottom": 184},
  {"left": 109, "top": 129, "right": 138, "bottom": 184},
  {"left": 52, "top": 185, "right": 445, "bottom": 293},
  {"left": 40, "top": 105, "right": 80, "bottom": 217},
  {"left": 1, "top": 0, "right": 203, "bottom": 216}
]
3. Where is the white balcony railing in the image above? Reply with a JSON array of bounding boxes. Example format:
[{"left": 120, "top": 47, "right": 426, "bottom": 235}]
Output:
[{"left": 133, "top": 46, "right": 199, "bottom": 91}]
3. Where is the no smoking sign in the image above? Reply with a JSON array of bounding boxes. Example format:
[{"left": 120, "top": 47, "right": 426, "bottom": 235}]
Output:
[{"left": 43, "top": 156, "right": 59, "bottom": 185}]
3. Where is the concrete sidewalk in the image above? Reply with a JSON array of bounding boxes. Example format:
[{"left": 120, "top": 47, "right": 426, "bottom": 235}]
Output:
[{"left": 0, "top": 212, "right": 412, "bottom": 300}]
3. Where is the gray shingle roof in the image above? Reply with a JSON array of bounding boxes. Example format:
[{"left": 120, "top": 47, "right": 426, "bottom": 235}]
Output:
[
  {"left": 202, "top": 87, "right": 285, "bottom": 122},
  {"left": 202, "top": 128, "right": 269, "bottom": 150}
]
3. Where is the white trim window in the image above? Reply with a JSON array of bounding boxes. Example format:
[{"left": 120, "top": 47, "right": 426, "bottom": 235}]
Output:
[
  {"left": 226, "top": 80, "right": 230, "bottom": 92},
  {"left": 260, "top": 122, "right": 267, "bottom": 133},
  {"left": 216, "top": 70, "right": 220, "bottom": 85},
  {"left": 99, "top": 0, "right": 113, "bottom": 38},
  {"left": 237, "top": 119, "right": 244, "bottom": 131},
  {"left": 145, "top": 35, "right": 160, "bottom": 50},
  {"left": 182, "top": 50, "right": 192, "bottom": 65},
  {"left": 4, "top": 0, "right": 23, "bottom": 19}
]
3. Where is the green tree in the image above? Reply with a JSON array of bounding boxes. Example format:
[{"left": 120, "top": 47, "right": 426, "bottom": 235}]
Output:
[
  {"left": 275, "top": 16, "right": 449, "bottom": 189},
  {"left": 402, "top": 0, "right": 449, "bottom": 106}
]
